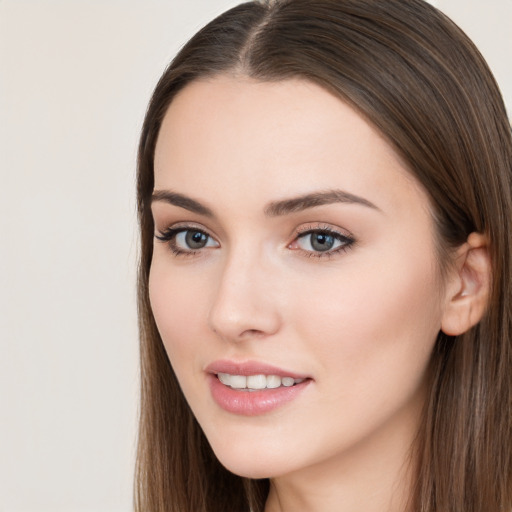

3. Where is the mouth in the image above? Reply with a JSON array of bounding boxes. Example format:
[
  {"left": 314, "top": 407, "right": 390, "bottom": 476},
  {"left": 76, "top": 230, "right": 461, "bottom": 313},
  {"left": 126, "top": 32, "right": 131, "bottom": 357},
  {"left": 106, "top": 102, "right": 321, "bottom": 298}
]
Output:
[
  {"left": 216, "top": 372, "right": 306, "bottom": 391},
  {"left": 206, "top": 360, "right": 312, "bottom": 415}
]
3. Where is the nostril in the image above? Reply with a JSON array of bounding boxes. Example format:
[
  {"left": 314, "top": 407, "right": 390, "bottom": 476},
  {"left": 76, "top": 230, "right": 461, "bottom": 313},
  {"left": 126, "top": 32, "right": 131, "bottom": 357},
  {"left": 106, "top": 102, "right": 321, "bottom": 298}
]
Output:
[{"left": 240, "top": 329, "right": 266, "bottom": 338}]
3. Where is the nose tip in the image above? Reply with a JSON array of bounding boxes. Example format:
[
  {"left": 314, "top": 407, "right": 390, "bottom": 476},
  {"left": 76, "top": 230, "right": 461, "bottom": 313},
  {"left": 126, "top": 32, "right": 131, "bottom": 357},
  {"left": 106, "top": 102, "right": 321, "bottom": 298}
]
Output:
[
  {"left": 209, "top": 304, "right": 279, "bottom": 342},
  {"left": 207, "top": 261, "right": 281, "bottom": 342}
]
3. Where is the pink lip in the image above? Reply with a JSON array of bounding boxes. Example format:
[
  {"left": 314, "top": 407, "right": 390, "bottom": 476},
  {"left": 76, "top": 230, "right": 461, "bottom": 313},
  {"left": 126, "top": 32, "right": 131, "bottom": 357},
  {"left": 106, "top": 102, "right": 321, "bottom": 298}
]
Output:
[{"left": 205, "top": 360, "right": 312, "bottom": 416}]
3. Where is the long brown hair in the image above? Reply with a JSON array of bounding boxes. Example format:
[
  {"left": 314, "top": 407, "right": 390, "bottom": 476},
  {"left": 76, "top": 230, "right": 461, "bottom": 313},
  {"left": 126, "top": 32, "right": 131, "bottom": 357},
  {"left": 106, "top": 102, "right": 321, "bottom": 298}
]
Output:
[{"left": 135, "top": 1, "right": 512, "bottom": 510}]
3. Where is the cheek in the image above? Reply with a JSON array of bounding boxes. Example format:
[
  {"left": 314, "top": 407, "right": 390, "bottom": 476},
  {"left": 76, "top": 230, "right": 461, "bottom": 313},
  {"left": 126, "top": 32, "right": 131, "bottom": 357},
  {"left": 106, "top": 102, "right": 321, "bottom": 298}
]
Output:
[
  {"left": 148, "top": 261, "right": 209, "bottom": 367},
  {"left": 290, "top": 249, "right": 443, "bottom": 392}
]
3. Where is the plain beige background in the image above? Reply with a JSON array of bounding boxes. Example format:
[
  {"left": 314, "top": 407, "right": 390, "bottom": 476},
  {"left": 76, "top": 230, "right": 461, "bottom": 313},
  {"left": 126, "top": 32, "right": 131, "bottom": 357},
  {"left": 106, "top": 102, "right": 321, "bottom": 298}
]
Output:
[{"left": 0, "top": 1, "right": 510, "bottom": 511}]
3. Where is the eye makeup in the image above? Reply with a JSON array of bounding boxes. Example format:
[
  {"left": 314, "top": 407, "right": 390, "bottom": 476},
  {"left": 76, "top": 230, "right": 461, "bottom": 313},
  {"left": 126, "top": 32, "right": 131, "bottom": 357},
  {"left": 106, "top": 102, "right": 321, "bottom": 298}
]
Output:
[
  {"left": 154, "top": 221, "right": 355, "bottom": 260},
  {"left": 155, "top": 225, "right": 219, "bottom": 257}
]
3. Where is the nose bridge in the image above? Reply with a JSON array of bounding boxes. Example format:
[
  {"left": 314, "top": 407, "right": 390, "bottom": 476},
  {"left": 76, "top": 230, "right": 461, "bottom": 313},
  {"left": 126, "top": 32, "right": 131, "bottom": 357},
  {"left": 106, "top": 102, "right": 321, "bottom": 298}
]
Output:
[{"left": 208, "top": 242, "right": 280, "bottom": 341}]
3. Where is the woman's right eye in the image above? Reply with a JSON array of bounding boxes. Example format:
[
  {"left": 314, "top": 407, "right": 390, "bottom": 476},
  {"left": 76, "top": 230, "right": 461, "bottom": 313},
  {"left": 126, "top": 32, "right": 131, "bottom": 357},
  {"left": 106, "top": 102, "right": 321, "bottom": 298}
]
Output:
[{"left": 155, "top": 228, "right": 219, "bottom": 255}]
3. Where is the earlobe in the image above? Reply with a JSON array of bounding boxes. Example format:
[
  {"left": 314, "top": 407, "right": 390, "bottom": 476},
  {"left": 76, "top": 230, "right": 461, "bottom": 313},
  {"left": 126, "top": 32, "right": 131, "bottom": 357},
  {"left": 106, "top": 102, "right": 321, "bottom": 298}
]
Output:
[{"left": 441, "top": 233, "right": 491, "bottom": 336}]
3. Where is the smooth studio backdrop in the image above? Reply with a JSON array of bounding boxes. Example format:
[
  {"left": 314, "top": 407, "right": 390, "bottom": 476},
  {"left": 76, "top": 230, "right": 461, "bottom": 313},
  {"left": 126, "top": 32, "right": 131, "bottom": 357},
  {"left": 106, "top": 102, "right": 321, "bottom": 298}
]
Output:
[{"left": 0, "top": 1, "right": 510, "bottom": 511}]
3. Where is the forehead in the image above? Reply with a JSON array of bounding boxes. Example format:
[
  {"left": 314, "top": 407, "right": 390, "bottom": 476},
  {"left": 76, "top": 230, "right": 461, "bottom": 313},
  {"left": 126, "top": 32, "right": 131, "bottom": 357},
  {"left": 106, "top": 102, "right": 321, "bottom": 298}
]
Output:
[{"left": 153, "top": 75, "right": 425, "bottom": 218}]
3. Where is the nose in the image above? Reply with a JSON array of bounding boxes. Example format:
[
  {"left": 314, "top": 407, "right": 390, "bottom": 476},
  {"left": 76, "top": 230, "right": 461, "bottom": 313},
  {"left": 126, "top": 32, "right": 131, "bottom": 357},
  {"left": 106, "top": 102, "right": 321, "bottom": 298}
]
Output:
[{"left": 207, "top": 248, "right": 281, "bottom": 342}]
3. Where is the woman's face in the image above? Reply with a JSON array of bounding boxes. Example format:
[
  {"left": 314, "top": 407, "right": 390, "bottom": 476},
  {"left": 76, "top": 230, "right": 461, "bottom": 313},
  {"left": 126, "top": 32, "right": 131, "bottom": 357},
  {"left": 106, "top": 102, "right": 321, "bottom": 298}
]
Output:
[{"left": 149, "top": 76, "right": 451, "bottom": 479}]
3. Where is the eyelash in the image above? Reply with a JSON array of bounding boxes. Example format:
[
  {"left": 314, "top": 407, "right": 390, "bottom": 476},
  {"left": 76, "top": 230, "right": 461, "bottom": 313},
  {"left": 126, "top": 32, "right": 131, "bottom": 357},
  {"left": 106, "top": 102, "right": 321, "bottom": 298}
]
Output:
[
  {"left": 154, "top": 224, "right": 355, "bottom": 259},
  {"left": 292, "top": 224, "right": 355, "bottom": 259},
  {"left": 155, "top": 226, "right": 214, "bottom": 257}
]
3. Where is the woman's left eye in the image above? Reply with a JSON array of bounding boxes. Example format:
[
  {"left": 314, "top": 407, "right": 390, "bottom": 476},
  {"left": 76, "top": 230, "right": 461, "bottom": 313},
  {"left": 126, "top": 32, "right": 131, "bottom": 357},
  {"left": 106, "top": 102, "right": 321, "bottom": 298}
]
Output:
[{"left": 291, "top": 229, "right": 354, "bottom": 256}]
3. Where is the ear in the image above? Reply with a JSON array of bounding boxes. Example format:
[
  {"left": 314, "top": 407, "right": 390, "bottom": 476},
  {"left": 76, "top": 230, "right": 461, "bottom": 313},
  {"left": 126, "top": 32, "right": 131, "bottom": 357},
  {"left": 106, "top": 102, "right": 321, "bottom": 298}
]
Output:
[{"left": 441, "top": 232, "right": 491, "bottom": 336}]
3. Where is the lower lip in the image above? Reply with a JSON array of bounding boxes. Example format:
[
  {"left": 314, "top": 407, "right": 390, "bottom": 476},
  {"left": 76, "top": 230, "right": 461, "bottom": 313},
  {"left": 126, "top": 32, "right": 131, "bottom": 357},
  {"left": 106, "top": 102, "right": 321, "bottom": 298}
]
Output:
[{"left": 208, "top": 374, "right": 311, "bottom": 416}]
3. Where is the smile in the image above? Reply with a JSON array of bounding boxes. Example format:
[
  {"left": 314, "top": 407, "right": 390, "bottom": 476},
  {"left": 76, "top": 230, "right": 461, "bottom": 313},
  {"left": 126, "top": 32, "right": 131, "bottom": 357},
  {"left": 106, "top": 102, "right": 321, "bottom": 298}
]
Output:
[
  {"left": 205, "top": 360, "right": 312, "bottom": 415},
  {"left": 217, "top": 372, "right": 305, "bottom": 390}
]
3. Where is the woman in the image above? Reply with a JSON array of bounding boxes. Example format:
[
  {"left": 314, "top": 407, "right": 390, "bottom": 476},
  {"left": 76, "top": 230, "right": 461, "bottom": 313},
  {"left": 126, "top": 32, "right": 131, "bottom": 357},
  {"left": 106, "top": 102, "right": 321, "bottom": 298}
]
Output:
[{"left": 135, "top": 0, "right": 512, "bottom": 511}]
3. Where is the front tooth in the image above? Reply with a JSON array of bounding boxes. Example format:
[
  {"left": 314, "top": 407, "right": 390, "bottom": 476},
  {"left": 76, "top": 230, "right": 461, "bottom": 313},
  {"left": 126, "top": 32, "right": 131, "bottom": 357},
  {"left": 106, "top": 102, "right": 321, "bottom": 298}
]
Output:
[
  {"left": 247, "top": 374, "right": 267, "bottom": 390},
  {"left": 229, "top": 375, "right": 247, "bottom": 389},
  {"left": 282, "top": 377, "right": 295, "bottom": 387},
  {"left": 266, "top": 375, "right": 281, "bottom": 389}
]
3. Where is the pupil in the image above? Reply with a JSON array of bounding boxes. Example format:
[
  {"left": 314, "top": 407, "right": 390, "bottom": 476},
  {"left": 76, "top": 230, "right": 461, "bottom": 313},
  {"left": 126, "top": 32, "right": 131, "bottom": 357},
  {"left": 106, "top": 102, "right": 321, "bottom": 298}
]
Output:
[
  {"left": 186, "top": 230, "right": 207, "bottom": 249},
  {"left": 311, "top": 233, "right": 334, "bottom": 252}
]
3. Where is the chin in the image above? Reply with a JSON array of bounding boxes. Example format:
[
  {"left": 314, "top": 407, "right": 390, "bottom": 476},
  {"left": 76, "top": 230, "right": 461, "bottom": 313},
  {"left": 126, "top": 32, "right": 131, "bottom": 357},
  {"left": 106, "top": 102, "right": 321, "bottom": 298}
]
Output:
[
  {"left": 207, "top": 437, "right": 294, "bottom": 479},
  {"left": 216, "top": 456, "right": 282, "bottom": 480}
]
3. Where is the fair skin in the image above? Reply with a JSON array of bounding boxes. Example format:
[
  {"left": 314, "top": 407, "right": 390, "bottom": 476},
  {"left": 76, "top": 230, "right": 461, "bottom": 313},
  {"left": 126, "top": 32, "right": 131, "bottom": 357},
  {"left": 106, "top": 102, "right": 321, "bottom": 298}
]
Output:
[{"left": 149, "top": 76, "right": 489, "bottom": 512}]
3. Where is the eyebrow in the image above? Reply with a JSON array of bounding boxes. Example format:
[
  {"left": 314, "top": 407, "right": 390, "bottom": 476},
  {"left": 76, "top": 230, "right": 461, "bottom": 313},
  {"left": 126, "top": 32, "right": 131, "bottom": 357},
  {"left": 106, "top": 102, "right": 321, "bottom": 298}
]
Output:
[
  {"left": 151, "top": 190, "right": 214, "bottom": 217},
  {"left": 265, "top": 189, "right": 380, "bottom": 216},
  {"left": 151, "top": 188, "right": 379, "bottom": 217}
]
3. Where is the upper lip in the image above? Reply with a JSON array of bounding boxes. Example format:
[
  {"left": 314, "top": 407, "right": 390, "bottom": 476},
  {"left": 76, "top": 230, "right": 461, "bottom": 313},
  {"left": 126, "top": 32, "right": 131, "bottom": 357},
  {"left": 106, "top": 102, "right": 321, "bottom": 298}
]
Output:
[{"left": 205, "top": 359, "right": 310, "bottom": 380}]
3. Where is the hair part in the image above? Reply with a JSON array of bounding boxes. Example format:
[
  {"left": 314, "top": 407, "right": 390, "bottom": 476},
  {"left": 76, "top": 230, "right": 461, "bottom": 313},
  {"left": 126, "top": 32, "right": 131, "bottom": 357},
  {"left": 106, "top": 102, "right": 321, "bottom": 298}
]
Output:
[{"left": 135, "top": 1, "right": 512, "bottom": 510}]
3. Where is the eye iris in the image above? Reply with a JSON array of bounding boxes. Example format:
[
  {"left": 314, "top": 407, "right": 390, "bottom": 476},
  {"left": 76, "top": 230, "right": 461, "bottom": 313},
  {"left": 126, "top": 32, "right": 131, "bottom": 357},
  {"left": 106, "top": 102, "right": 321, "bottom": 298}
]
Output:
[
  {"left": 311, "top": 233, "right": 335, "bottom": 251},
  {"left": 185, "top": 230, "right": 208, "bottom": 249}
]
